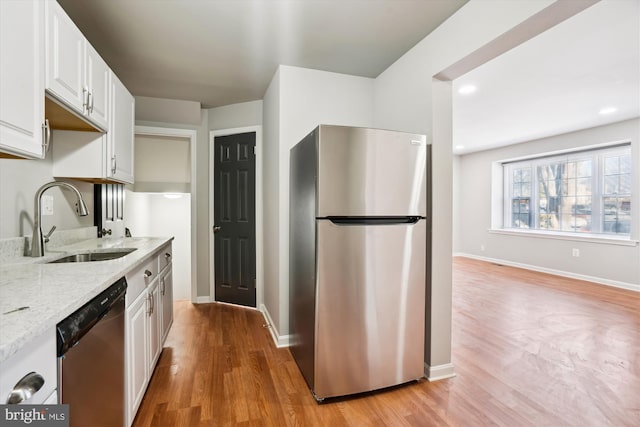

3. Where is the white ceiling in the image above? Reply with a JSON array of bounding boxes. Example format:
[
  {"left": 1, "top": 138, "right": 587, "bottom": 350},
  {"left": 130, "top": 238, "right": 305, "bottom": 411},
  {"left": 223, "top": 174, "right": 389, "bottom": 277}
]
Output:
[
  {"left": 58, "top": 0, "right": 467, "bottom": 108},
  {"left": 58, "top": 0, "right": 639, "bottom": 155},
  {"left": 452, "top": 0, "right": 640, "bottom": 154}
]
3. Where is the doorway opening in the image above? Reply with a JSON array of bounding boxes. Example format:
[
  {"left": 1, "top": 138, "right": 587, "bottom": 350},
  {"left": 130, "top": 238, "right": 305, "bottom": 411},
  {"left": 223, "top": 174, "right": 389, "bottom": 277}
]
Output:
[{"left": 126, "top": 126, "right": 198, "bottom": 302}]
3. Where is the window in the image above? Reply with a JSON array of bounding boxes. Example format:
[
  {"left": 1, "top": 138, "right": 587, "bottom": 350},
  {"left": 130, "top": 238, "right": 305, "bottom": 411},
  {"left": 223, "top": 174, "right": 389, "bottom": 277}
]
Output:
[{"left": 503, "top": 144, "right": 632, "bottom": 236}]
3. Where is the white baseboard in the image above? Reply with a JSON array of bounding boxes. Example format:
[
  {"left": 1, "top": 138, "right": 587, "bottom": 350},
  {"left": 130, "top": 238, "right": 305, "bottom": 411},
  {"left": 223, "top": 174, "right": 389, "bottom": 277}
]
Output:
[
  {"left": 454, "top": 252, "right": 639, "bottom": 292},
  {"left": 425, "top": 363, "right": 456, "bottom": 381},
  {"left": 260, "top": 304, "right": 291, "bottom": 348},
  {"left": 194, "top": 296, "right": 213, "bottom": 304}
]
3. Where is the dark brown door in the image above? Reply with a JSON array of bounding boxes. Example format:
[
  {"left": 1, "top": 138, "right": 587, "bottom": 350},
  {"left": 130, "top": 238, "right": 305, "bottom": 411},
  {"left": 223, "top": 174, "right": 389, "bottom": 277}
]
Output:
[{"left": 213, "top": 132, "right": 256, "bottom": 307}]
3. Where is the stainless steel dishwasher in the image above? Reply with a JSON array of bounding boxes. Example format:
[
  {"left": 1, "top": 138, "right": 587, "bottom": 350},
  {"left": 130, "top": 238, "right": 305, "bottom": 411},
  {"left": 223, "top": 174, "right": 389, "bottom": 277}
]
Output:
[{"left": 57, "top": 277, "right": 127, "bottom": 427}]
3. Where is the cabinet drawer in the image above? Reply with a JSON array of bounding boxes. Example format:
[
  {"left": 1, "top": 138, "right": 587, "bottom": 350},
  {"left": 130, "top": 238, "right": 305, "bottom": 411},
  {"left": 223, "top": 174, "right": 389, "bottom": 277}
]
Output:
[
  {"left": 0, "top": 329, "right": 56, "bottom": 405},
  {"left": 158, "top": 244, "right": 172, "bottom": 273},
  {"left": 125, "top": 257, "right": 158, "bottom": 307}
]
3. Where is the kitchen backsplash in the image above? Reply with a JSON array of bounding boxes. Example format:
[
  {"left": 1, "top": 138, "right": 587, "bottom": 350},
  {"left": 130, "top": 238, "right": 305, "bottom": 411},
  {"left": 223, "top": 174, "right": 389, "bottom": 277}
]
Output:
[{"left": 0, "top": 227, "right": 97, "bottom": 262}]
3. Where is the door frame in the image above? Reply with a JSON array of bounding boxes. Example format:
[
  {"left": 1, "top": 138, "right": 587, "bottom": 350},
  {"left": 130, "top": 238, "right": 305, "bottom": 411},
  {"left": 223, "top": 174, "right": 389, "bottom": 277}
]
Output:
[
  {"left": 135, "top": 125, "right": 198, "bottom": 303},
  {"left": 209, "top": 126, "right": 263, "bottom": 309}
]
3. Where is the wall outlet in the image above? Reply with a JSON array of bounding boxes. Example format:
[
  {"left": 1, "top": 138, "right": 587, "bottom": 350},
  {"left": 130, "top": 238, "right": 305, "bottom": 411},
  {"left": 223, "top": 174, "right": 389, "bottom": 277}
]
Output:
[
  {"left": 42, "top": 195, "right": 54, "bottom": 216},
  {"left": 572, "top": 248, "right": 580, "bottom": 257}
]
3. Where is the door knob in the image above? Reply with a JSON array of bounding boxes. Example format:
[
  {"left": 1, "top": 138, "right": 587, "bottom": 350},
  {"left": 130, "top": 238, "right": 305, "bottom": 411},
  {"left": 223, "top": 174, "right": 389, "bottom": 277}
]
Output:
[{"left": 213, "top": 226, "right": 221, "bottom": 233}]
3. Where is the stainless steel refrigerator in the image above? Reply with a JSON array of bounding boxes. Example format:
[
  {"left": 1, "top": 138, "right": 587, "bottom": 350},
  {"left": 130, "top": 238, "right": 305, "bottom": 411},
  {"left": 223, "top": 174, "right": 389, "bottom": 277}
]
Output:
[{"left": 289, "top": 124, "right": 429, "bottom": 401}]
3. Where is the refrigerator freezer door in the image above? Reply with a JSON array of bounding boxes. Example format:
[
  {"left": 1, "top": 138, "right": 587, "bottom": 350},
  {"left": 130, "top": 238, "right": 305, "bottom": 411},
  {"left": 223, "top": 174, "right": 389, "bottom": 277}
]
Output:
[
  {"left": 317, "top": 126, "right": 427, "bottom": 217},
  {"left": 314, "top": 219, "right": 426, "bottom": 399}
]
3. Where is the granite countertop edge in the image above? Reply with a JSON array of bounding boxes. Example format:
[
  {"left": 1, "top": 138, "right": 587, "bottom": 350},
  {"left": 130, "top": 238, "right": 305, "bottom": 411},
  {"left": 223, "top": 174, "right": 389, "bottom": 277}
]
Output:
[{"left": 0, "top": 236, "right": 173, "bottom": 363}]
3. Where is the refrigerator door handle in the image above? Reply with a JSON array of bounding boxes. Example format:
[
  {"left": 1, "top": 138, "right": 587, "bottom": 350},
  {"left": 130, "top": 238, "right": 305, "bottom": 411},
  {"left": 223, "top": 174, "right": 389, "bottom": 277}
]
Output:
[{"left": 324, "top": 216, "right": 423, "bottom": 225}]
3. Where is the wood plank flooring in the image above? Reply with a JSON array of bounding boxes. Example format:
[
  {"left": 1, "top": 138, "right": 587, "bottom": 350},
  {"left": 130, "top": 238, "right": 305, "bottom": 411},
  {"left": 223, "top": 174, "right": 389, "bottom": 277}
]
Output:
[{"left": 132, "top": 257, "right": 640, "bottom": 426}]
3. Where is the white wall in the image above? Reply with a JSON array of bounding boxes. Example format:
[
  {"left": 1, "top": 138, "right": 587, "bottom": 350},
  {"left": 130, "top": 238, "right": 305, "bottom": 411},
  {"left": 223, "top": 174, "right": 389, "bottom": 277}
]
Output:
[
  {"left": 124, "top": 191, "right": 192, "bottom": 300},
  {"left": 136, "top": 96, "right": 202, "bottom": 126},
  {"left": 262, "top": 68, "right": 281, "bottom": 333},
  {"left": 456, "top": 119, "right": 640, "bottom": 289},
  {"left": 208, "top": 100, "right": 263, "bottom": 130},
  {"left": 372, "top": 0, "right": 557, "bottom": 375},
  {"left": 262, "top": 65, "right": 374, "bottom": 340},
  {"left": 0, "top": 155, "right": 94, "bottom": 240}
]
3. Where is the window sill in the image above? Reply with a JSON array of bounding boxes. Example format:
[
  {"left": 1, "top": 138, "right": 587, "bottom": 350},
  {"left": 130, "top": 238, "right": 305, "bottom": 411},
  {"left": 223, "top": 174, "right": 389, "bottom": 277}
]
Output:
[{"left": 489, "top": 229, "right": 639, "bottom": 246}]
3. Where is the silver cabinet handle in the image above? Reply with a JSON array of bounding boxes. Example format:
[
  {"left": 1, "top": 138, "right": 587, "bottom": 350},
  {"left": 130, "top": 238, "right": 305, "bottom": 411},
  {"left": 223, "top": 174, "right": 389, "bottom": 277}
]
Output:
[
  {"left": 111, "top": 155, "right": 117, "bottom": 175},
  {"left": 88, "top": 91, "right": 94, "bottom": 114},
  {"left": 144, "top": 270, "right": 152, "bottom": 279},
  {"left": 6, "top": 372, "right": 45, "bottom": 404},
  {"left": 82, "top": 87, "right": 89, "bottom": 113},
  {"left": 161, "top": 278, "right": 165, "bottom": 296},
  {"left": 164, "top": 253, "right": 171, "bottom": 259},
  {"left": 146, "top": 293, "right": 152, "bottom": 316},
  {"left": 41, "top": 119, "right": 51, "bottom": 153}
]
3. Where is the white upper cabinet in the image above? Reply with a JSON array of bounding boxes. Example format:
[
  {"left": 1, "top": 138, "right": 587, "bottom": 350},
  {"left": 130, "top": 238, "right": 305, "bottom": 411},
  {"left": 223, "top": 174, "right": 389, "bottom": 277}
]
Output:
[
  {"left": 85, "top": 43, "right": 110, "bottom": 129},
  {"left": 0, "top": 0, "right": 46, "bottom": 159},
  {"left": 45, "top": 0, "right": 109, "bottom": 131},
  {"left": 52, "top": 76, "right": 134, "bottom": 184},
  {"left": 108, "top": 75, "right": 135, "bottom": 183}
]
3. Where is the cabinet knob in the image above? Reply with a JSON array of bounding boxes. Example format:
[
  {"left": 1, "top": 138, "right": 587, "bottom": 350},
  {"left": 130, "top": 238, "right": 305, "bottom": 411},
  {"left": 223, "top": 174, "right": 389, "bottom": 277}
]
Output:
[
  {"left": 144, "top": 270, "right": 153, "bottom": 278},
  {"left": 6, "top": 372, "right": 44, "bottom": 404},
  {"left": 164, "top": 253, "right": 171, "bottom": 259}
]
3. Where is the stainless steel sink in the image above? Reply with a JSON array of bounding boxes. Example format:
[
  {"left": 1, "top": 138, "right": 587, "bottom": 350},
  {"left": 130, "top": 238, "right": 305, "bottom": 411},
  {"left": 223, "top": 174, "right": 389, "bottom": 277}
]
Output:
[{"left": 48, "top": 248, "right": 137, "bottom": 263}]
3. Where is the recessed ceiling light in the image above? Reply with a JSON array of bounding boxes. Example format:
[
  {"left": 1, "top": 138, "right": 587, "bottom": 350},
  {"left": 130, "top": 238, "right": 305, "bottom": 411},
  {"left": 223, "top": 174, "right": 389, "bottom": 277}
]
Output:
[
  {"left": 599, "top": 107, "right": 617, "bottom": 115},
  {"left": 458, "top": 85, "right": 476, "bottom": 95}
]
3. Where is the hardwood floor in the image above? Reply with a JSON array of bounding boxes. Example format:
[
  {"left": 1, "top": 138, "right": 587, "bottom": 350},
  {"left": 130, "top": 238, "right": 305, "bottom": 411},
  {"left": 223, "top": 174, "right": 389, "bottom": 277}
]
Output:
[{"left": 132, "top": 257, "right": 640, "bottom": 426}]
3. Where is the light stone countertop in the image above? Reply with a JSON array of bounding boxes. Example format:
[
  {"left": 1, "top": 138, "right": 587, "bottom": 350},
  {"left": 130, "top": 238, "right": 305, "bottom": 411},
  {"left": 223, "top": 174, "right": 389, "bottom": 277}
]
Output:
[{"left": 0, "top": 236, "right": 173, "bottom": 363}]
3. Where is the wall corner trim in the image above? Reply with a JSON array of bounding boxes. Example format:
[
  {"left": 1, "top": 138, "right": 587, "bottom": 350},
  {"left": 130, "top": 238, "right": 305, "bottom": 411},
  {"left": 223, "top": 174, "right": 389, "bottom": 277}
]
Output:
[
  {"left": 260, "top": 304, "right": 291, "bottom": 348},
  {"left": 425, "top": 363, "right": 456, "bottom": 382}
]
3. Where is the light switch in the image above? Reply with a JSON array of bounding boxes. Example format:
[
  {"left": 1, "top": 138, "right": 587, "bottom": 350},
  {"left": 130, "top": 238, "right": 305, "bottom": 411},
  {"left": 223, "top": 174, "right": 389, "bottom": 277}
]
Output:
[{"left": 42, "top": 195, "right": 54, "bottom": 216}]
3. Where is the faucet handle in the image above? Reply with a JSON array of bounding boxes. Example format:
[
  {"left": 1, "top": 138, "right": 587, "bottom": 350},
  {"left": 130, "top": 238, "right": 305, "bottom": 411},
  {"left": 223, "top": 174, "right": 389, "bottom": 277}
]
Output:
[{"left": 43, "top": 225, "right": 57, "bottom": 243}]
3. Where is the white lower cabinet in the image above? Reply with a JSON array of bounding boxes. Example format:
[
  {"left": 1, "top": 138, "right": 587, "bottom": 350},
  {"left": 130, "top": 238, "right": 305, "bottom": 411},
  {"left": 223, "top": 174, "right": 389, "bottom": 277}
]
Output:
[
  {"left": 0, "top": 329, "right": 57, "bottom": 405},
  {"left": 126, "top": 289, "right": 149, "bottom": 425},
  {"left": 125, "top": 243, "right": 173, "bottom": 426},
  {"left": 160, "top": 265, "right": 174, "bottom": 343},
  {"left": 148, "top": 280, "right": 162, "bottom": 369}
]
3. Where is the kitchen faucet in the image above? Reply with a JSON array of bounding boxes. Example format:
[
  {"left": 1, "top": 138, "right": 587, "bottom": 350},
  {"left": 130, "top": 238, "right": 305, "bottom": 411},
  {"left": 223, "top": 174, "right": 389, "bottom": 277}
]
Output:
[{"left": 31, "top": 181, "right": 89, "bottom": 257}]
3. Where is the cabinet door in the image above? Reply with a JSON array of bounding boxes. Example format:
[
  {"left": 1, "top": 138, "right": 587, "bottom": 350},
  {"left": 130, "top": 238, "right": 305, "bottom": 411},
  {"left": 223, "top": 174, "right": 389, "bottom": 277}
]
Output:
[
  {"left": 126, "top": 291, "right": 148, "bottom": 425},
  {"left": 148, "top": 281, "right": 162, "bottom": 369},
  {"left": 85, "top": 43, "right": 110, "bottom": 130},
  {"left": 160, "top": 266, "right": 174, "bottom": 343},
  {"left": 108, "top": 75, "right": 135, "bottom": 183},
  {"left": 45, "top": 0, "right": 85, "bottom": 112},
  {"left": 0, "top": 0, "right": 45, "bottom": 159},
  {"left": 0, "top": 329, "right": 56, "bottom": 405}
]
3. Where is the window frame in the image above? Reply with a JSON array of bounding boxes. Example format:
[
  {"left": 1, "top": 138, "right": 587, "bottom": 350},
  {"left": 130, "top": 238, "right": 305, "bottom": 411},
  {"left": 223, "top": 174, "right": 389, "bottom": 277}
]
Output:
[{"left": 502, "top": 142, "right": 632, "bottom": 237}]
